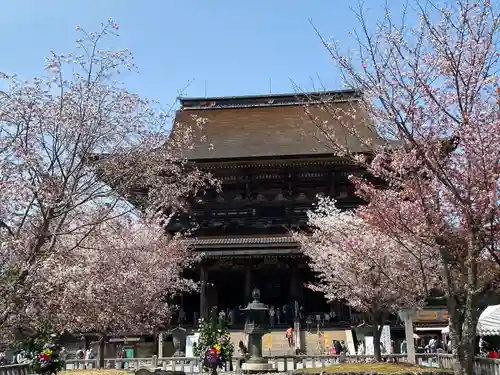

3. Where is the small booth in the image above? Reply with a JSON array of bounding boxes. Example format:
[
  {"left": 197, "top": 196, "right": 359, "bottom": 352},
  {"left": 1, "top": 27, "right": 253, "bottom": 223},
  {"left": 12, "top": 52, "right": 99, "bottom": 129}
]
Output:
[{"left": 442, "top": 305, "right": 500, "bottom": 337}]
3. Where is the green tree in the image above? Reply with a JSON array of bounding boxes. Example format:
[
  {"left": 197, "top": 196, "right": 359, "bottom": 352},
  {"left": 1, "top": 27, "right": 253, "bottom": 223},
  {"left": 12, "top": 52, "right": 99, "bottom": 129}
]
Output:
[{"left": 194, "top": 308, "right": 234, "bottom": 371}]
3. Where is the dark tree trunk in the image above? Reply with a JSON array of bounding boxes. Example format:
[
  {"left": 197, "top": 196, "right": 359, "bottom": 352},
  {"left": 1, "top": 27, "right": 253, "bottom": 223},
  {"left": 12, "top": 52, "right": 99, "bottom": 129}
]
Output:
[
  {"left": 83, "top": 335, "right": 89, "bottom": 352},
  {"left": 448, "top": 294, "right": 479, "bottom": 375},
  {"left": 372, "top": 322, "right": 383, "bottom": 362},
  {"left": 98, "top": 333, "right": 107, "bottom": 369}
]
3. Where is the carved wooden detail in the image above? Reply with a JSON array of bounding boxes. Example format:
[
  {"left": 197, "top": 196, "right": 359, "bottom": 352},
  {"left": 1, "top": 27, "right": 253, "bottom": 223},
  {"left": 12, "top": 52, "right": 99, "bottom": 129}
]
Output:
[{"left": 167, "top": 163, "right": 366, "bottom": 236}]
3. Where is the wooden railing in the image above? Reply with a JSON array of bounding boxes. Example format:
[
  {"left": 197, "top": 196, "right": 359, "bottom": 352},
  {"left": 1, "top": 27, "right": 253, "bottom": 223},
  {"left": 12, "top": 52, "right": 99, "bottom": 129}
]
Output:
[{"left": 2, "top": 353, "right": 500, "bottom": 374}]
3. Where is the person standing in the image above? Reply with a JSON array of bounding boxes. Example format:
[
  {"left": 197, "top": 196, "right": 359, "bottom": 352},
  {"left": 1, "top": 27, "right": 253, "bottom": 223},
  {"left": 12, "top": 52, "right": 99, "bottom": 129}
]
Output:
[
  {"left": 119, "top": 347, "right": 127, "bottom": 369},
  {"left": 269, "top": 306, "right": 275, "bottom": 327},
  {"left": 0, "top": 349, "right": 6, "bottom": 365},
  {"left": 334, "top": 340, "right": 342, "bottom": 356},
  {"left": 400, "top": 340, "right": 407, "bottom": 354},
  {"left": 218, "top": 309, "right": 226, "bottom": 325},
  {"left": 286, "top": 326, "right": 294, "bottom": 349}
]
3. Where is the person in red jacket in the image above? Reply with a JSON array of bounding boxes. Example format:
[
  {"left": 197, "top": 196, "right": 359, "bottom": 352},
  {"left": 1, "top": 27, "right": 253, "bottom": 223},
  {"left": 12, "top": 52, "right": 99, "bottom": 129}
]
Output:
[{"left": 487, "top": 349, "right": 499, "bottom": 359}]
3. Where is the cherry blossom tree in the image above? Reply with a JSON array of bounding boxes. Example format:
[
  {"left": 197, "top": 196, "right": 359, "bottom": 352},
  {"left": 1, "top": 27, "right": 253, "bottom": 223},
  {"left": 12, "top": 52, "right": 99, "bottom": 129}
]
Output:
[
  {"left": 296, "top": 197, "right": 437, "bottom": 361},
  {"left": 0, "top": 20, "right": 214, "bottom": 341},
  {"left": 308, "top": 1, "right": 499, "bottom": 373},
  {"left": 28, "top": 217, "right": 197, "bottom": 368}
]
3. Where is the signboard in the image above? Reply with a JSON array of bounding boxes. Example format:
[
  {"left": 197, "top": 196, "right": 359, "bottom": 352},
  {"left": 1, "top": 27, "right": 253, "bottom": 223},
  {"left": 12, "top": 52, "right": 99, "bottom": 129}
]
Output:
[
  {"left": 365, "top": 336, "right": 374, "bottom": 355},
  {"left": 185, "top": 333, "right": 200, "bottom": 358},
  {"left": 124, "top": 348, "right": 134, "bottom": 359},
  {"left": 263, "top": 334, "right": 272, "bottom": 350},
  {"left": 380, "top": 325, "right": 392, "bottom": 354},
  {"left": 414, "top": 309, "right": 448, "bottom": 323}
]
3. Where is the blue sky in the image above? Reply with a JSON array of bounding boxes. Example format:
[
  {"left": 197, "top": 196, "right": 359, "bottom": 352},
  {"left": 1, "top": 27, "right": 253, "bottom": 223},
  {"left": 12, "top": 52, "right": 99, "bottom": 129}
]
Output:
[{"left": 1, "top": 0, "right": 391, "bottom": 108}]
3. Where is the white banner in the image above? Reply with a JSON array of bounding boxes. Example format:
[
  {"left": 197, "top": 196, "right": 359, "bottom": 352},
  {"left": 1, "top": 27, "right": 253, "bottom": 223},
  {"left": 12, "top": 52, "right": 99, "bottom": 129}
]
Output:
[
  {"left": 185, "top": 333, "right": 200, "bottom": 358},
  {"left": 380, "top": 325, "right": 392, "bottom": 354}
]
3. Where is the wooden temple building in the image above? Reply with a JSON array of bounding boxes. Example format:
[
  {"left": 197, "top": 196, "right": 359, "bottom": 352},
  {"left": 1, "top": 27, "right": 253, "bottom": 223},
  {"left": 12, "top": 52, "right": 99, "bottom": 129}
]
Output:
[{"left": 167, "top": 90, "right": 379, "bottom": 328}]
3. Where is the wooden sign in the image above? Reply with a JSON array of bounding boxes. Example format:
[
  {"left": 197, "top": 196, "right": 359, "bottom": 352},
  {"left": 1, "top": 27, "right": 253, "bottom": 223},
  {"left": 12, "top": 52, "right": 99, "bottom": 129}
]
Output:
[{"left": 414, "top": 309, "right": 448, "bottom": 322}]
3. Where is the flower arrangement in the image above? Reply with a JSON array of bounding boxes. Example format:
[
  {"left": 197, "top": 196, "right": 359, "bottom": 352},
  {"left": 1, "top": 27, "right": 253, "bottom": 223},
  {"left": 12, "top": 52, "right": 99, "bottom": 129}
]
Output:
[
  {"left": 194, "top": 308, "right": 234, "bottom": 374},
  {"left": 18, "top": 328, "right": 65, "bottom": 375},
  {"left": 204, "top": 344, "right": 222, "bottom": 368},
  {"left": 29, "top": 342, "right": 65, "bottom": 375}
]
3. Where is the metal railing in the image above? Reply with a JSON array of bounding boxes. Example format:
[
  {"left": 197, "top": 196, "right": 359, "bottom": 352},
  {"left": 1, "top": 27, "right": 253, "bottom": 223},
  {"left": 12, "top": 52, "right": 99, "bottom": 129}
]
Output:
[{"left": 2, "top": 353, "right": 500, "bottom": 375}]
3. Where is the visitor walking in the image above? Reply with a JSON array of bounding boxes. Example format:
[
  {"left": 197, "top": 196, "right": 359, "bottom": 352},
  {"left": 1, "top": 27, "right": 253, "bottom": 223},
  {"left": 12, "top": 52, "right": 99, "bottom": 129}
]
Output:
[{"left": 286, "top": 326, "right": 294, "bottom": 348}]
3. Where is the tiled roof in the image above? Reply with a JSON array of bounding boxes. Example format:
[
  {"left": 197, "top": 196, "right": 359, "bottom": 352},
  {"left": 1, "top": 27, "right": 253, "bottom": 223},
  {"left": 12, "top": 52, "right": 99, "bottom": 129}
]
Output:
[
  {"left": 186, "top": 236, "right": 298, "bottom": 247},
  {"left": 173, "top": 90, "right": 381, "bottom": 160}
]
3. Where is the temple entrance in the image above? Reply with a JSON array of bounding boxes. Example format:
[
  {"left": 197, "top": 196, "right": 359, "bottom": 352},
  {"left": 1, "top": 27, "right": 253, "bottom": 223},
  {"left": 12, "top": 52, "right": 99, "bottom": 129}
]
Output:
[
  {"left": 210, "top": 267, "right": 246, "bottom": 310},
  {"left": 179, "top": 257, "right": 350, "bottom": 329},
  {"left": 254, "top": 263, "right": 290, "bottom": 308}
]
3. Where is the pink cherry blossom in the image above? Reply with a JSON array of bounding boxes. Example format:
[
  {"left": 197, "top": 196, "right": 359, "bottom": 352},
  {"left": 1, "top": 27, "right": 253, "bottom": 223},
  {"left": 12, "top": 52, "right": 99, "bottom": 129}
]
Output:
[
  {"left": 0, "top": 20, "right": 215, "bottom": 345},
  {"left": 309, "top": 1, "right": 498, "bottom": 372},
  {"left": 295, "top": 196, "right": 437, "bottom": 361}
]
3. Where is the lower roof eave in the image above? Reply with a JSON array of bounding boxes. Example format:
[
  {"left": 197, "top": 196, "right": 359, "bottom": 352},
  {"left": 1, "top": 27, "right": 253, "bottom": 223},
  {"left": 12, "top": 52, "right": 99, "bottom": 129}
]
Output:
[{"left": 196, "top": 247, "right": 303, "bottom": 258}]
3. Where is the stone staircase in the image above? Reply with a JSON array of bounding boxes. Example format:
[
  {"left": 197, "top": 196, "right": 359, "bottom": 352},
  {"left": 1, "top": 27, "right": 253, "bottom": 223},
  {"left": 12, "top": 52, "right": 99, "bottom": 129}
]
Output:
[
  {"left": 302, "top": 328, "right": 350, "bottom": 355},
  {"left": 302, "top": 330, "right": 325, "bottom": 355},
  {"left": 262, "top": 331, "right": 296, "bottom": 356},
  {"left": 229, "top": 327, "right": 353, "bottom": 356},
  {"left": 228, "top": 329, "right": 295, "bottom": 356}
]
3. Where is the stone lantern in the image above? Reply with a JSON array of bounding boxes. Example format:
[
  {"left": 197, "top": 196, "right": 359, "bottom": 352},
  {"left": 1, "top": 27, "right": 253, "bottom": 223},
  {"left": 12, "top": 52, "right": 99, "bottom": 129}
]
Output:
[{"left": 241, "top": 288, "right": 273, "bottom": 373}]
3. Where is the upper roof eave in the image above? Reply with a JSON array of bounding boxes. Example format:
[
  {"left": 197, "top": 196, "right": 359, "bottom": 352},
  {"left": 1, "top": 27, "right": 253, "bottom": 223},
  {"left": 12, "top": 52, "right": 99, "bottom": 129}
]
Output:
[
  {"left": 187, "top": 152, "right": 371, "bottom": 166},
  {"left": 178, "top": 89, "right": 358, "bottom": 105}
]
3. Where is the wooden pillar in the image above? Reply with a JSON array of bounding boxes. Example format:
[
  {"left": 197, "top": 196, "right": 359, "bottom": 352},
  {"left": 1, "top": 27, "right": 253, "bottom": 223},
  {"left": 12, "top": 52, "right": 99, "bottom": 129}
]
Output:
[
  {"left": 329, "top": 170, "right": 337, "bottom": 197},
  {"left": 245, "top": 262, "right": 252, "bottom": 302},
  {"left": 200, "top": 265, "right": 208, "bottom": 320},
  {"left": 290, "top": 263, "right": 299, "bottom": 300}
]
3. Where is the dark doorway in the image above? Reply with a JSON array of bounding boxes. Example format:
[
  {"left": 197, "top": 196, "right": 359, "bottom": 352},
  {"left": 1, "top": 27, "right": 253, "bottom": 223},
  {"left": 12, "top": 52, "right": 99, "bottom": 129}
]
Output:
[
  {"left": 212, "top": 268, "right": 245, "bottom": 310},
  {"left": 254, "top": 263, "right": 290, "bottom": 307}
]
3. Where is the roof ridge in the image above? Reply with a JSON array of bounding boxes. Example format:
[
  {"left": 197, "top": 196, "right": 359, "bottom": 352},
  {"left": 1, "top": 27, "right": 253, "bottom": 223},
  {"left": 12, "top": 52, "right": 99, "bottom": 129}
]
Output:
[{"left": 179, "top": 90, "right": 360, "bottom": 110}]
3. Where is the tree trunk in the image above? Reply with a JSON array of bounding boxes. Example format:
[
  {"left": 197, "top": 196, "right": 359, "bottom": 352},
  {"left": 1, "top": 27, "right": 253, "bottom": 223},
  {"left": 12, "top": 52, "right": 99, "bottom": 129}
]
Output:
[
  {"left": 98, "top": 333, "right": 107, "bottom": 369},
  {"left": 448, "top": 298, "right": 479, "bottom": 375},
  {"left": 373, "top": 323, "right": 382, "bottom": 362}
]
